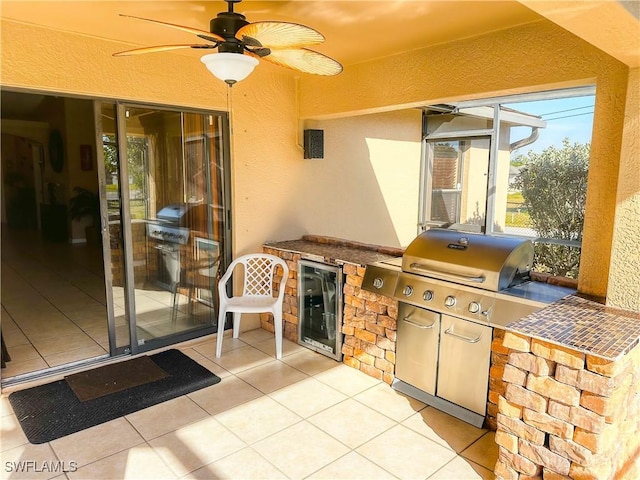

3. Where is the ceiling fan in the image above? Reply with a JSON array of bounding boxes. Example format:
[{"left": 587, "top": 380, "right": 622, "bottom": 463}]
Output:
[{"left": 113, "top": 0, "right": 343, "bottom": 85}]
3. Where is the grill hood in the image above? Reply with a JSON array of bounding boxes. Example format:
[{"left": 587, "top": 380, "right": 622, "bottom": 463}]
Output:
[
  {"left": 402, "top": 229, "right": 533, "bottom": 291},
  {"left": 157, "top": 204, "right": 190, "bottom": 223}
]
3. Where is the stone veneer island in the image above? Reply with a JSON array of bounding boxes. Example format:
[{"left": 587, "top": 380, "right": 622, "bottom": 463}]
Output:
[
  {"left": 493, "top": 295, "right": 640, "bottom": 480},
  {"left": 263, "top": 236, "right": 640, "bottom": 480}
]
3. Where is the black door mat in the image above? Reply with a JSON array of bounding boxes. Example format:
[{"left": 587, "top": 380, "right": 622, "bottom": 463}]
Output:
[
  {"left": 65, "top": 355, "right": 169, "bottom": 402},
  {"left": 8, "top": 349, "right": 221, "bottom": 444}
]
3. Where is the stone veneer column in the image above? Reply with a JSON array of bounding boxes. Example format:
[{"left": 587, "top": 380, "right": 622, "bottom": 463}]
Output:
[
  {"left": 262, "top": 246, "right": 399, "bottom": 383},
  {"left": 493, "top": 331, "right": 640, "bottom": 480},
  {"left": 260, "top": 247, "right": 299, "bottom": 342},
  {"left": 487, "top": 328, "right": 510, "bottom": 431},
  {"left": 341, "top": 264, "right": 398, "bottom": 384}
]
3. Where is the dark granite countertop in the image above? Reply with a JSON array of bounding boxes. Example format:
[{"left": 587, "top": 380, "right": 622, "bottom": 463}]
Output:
[
  {"left": 267, "top": 237, "right": 640, "bottom": 361},
  {"left": 264, "top": 238, "right": 399, "bottom": 266},
  {"left": 505, "top": 295, "right": 640, "bottom": 360}
]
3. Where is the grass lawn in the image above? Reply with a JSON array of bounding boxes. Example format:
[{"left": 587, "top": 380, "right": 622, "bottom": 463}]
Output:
[{"left": 506, "top": 192, "right": 531, "bottom": 227}]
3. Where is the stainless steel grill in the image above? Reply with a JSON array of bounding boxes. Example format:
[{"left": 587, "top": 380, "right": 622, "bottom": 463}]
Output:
[
  {"left": 147, "top": 203, "right": 213, "bottom": 289},
  {"left": 147, "top": 203, "right": 217, "bottom": 245},
  {"left": 363, "top": 229, "right": 549, "bottom": 328},
  {"left": 402, "top": 228, "right": 533, "bottom": 292},
  {"left": 362, "top": 228, "right": 573, "bottom": 427}
]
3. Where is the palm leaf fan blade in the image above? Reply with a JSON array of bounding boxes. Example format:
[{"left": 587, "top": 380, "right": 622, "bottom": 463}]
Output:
[
  {"left": 119, "top": 14, "right": 224, "bottom": 42},
  {"left": 113, "top": 44, "right": 215, "bottom": 56},
  {"left": 262, "top": 48, "right": 343, "bottom": 76},
  {"left": 236, "top": 22, "right": 324, "bottom": 49}
]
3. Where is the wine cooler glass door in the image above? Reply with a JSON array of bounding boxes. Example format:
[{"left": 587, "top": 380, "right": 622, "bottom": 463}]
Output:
[{"left": 298, "top": 260, "right": 343, "bottom": 361}]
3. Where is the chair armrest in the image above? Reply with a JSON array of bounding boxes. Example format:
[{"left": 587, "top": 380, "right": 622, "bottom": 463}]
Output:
[
  {"left": 275, "top": 263, "right": 289, "bottom": 303},
  {"left": 218, "top": 259, "right": 239, "bottom": 300}
]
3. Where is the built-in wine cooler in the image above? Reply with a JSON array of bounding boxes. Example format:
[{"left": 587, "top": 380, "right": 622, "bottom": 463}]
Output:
[{"left": 298, "top": 260, "right": 343, "bottom": 361}]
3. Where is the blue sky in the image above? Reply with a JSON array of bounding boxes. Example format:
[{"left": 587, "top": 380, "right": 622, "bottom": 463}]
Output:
[{"left": 506, "top": 95, "right": 595, "bottom": 156}]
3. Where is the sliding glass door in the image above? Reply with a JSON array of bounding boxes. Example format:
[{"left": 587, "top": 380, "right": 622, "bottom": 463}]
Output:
[{"left": 96, "top": 101, "right": 230, "bottom": 355}]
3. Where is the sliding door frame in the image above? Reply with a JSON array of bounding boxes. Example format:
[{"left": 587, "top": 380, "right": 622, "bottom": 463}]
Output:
[{"left": 109, "top": 101, "right": 232, "bottom": 355}]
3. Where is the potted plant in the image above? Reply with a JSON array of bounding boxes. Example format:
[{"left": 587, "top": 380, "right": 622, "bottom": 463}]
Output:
[{"left": 69, "top": 187, "right": 101, "bottom": 244}]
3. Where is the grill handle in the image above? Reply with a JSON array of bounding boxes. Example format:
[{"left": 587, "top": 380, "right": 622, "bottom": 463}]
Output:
[
  {"left": 444, "top": 326, "right": 482, "bottom": 343},
  {"left": 409, "top": 263, "right": 486, "bottom": 284},
  {"left": 402, "top": 316, "right": 436, "bottom": 329}
]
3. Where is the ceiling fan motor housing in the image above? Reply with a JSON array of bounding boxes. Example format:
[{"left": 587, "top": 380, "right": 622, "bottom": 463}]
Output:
[{"left": 210, "top": 12, "right": 249, "bottom": 53}]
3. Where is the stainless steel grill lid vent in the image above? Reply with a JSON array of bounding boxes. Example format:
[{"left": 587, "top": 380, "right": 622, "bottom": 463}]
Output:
[{"left": 402, "top": 229, "right": 533, "bottom": 291}]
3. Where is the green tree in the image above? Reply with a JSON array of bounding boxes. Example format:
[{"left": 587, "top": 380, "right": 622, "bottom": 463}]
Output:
[
  {"left": 513, "top": 138, "right": 589, "bottom": 278},
  {"left": 102, "top": 134, "right": 146, "bottom": 190},
  {"left": 102, "top": 134, "right": 148, "bottom": 218}
]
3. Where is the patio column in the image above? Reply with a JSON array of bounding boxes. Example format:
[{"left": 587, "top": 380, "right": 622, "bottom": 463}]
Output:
[{"left": 607, "top": 67, "right": 640, "bottom": 312}]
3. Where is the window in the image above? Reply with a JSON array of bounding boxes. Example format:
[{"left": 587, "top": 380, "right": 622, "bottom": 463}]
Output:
[
  {"left": 425, "top": 137, "right": 490, "bottom": 232},
  {"left": 419, "top": 87, "right": 595, "bottom": 278},
  {"left": 102, "top": 134, "right": 148, "bottom": 220}
]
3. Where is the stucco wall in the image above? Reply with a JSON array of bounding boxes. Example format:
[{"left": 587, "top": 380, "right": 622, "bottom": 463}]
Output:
[
  {"left": 2, "top": 17, "right": 637, "bottom": 308},
  {"left": 0, "top": 19, "right": 300, "bottom": 258},
  {"left": 298, "top": 19, "right": 631, "bottom": 302},
  {"left": 298, "top": 110, "right": 422, "bottom": 248},
  {"left": 607, "top": 67, "right": 640, "bottom": 311}
]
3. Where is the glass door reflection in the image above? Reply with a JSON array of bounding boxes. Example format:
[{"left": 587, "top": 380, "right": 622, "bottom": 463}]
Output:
[
  {"left": 99, "top": 102, "right": 228, "bottom": 353},
  {"left": 124, "top": 107, "right": 225, "bottom": 347}
]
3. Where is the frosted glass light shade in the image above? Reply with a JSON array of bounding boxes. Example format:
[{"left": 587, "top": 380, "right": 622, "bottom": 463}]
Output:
[{"left": 201, "top": 53, "right": 259, "bottom": 85}]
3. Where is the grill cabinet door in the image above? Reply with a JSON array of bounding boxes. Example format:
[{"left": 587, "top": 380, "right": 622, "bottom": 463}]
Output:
[
  {"left": 436, "top": 315, "right": 491, "bottom": 415},
  {"left": 395, "top": 303, "right": 440, "bottom": 395}
]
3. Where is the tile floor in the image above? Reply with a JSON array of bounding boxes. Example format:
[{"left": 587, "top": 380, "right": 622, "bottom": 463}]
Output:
[
  {"left": 1, "top": 330, "right": 498, "bottom": 480},
  {"left": 1, "top": 228, "right": 216, "bottom": 379},
  {"left": 1, "top": 229, "right": 110, "bottom": 377}
]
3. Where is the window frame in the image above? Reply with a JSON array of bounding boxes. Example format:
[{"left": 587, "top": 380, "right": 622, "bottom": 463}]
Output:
[
  {"left": 419, "top": 86, "right": 594, "bottom": 247},
  {"left": 421, "top": 135, "right": 493, "bottom": 234}
]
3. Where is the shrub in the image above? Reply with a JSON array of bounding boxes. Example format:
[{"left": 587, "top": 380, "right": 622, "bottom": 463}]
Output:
[{"left": 513, "top": 139, "right": 589, "bottom": 278}]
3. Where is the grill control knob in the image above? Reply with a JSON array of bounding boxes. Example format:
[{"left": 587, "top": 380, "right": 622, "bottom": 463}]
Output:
[
  {"left": 423, "top": 290, "right": 434, "bottom": 301},
  {"left": 444, "top": 295, "right": 456, "bottom": 308},
  {"left": 373, "top": 278, "right": 384, "bottom": 289},
  {"left": 468, "top": 302, "right": 481, "bottom": 314},
  {"left": 402, "top": 285, "right": 414, "bottom": 297}
]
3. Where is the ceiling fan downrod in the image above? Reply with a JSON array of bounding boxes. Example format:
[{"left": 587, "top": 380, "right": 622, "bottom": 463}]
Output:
[{"left": 226, "top": 0, "right": 243, "bottom": 13}]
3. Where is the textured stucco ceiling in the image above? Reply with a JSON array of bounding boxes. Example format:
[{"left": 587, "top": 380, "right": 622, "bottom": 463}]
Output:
[{"left": 1, "top": 1, "right": 542, "bottom": 67}]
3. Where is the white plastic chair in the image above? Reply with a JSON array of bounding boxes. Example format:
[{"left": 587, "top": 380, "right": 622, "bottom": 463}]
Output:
[{"left": 216, "top": 253, "right": 289, "bottom": 359}]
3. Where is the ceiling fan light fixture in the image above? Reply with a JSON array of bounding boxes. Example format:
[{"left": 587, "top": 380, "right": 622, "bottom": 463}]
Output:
[{"left": 201, "top": 52, "right": 258, "bottom": 85}]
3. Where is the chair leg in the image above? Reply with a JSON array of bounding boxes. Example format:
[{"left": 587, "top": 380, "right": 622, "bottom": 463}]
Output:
[
  {"left": 274, "top": 309, "right": 283, "bottom": 360},
  {"left": 232, "top": 312, "right": 242, "bottom": 338},
  {"left": 171, "top": 283, "right": 179, "bottom": 327},
  {"left": 187, "top": 285, "right": 196, "bottom": 319},
  {"left": 216, "top": 307, "right": 227, "bottom": 358}
]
